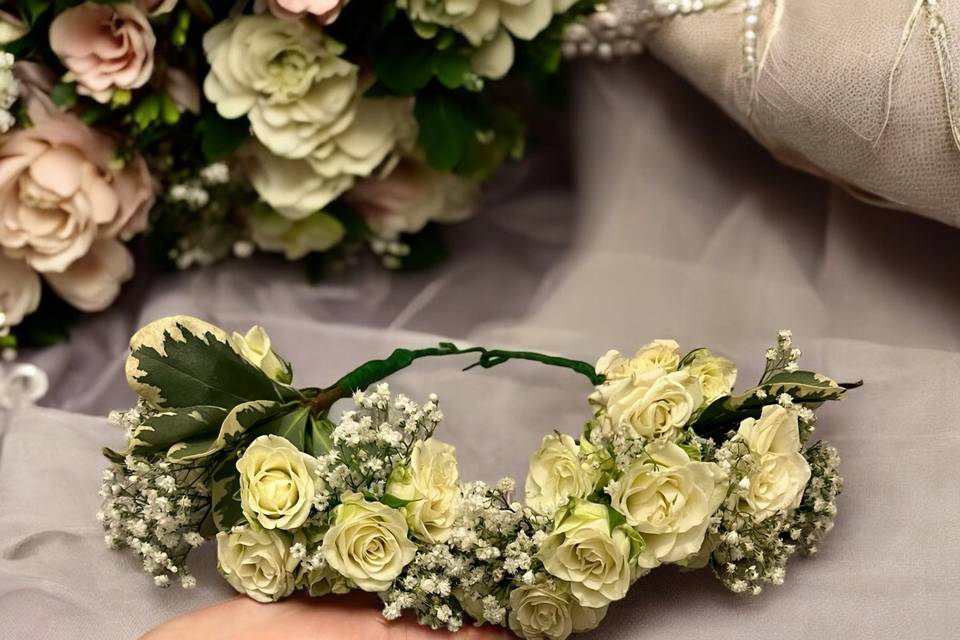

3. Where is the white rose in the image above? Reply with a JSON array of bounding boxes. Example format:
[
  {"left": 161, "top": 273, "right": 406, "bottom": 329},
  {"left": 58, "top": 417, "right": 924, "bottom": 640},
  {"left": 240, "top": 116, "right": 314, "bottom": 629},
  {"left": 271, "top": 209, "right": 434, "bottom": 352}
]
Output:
[
  {"left": 539, "top": 501, "right": 633, "bottom": 608},
  {"left": 203, "top": 16, "right": 358, "bottom": 159},
  {"left": 737, "top": 405, "right": 802, "bottom": 456},
  {"left": 0, "top": 11, "right": 27, "bottom": 45},
  {"left": 237, "top": 435, "right": 317, "bottom": 530},
  {"left": 229, "top": 325, "right": 292, "bottom": 383},
  {"left": 737, "top": 406, "right": 811, "bottom": 520},
  {"left": 386, "top": 438, "right": 461, "bottom": 543},
  {"left": 610, "top": 441, "right": 726, "bottom": 569},
  {"left": 217, "top": 526, "right": 299, "bottom": 603},
  {"left": 590, "top": 367, "right": 702, "bottom": 441},
  {"left": 525, "top": 434, "right": 601, "bottom": 517},
  {"left": 596, "top": 340, "right": 682, "bottom": 380},
  {"left": 321, "top": 492, "right": 417, "bottom": 591},
  {"left": 248, "top": 207, "right": 345, "bottom": 261},
  {"left": 400, "top": 0, "right": 554, "bottom": 46},
  {"left": 508, "top": 577, "right": 609, "bottom": 640},
  {"left": 682, "top": 348, "right": 737, "bottom": 406},
  {"left": 247, "top": 98, "right": 415, "bottom": 219},
  {"left": 0, "top": 254, "right": 41, "bottom": 326}
]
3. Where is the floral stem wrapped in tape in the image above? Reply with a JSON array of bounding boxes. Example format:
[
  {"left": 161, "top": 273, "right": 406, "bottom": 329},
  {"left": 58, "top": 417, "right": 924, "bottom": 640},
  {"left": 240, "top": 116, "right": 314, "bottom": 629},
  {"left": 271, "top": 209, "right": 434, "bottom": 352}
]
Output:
[{"left": 99, "top": 316, "right": 859, "bottom": 638}]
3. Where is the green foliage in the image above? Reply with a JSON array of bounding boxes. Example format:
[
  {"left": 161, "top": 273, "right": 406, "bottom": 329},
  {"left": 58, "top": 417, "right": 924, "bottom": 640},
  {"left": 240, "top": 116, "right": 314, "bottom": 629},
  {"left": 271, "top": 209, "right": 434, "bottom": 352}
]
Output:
[
  {"left": 196, "top": 109, "right": 251, "bottom": 163},
  {"left": 210, "top": 453, "right": 245, "bottom": 531},
  {"left": 127, "top": 319, "right": 293, "bottom": 410},
  {"left": 124, "top": 406, "right": 229, "bottom": 458},
  {"left": 256, "top": 407, "right": 310, "bottom": 452},
  {"left": 19, "top": 0, "right": 51, "bottom": 27},
  {"left": 415, "top": 89, "right": 473, "bottom": 172},
  {"left": 50, "top": 82, "right": 78, "bottom": 109},
  {"left": 394, "top": 223, "right": 448, "bottom": 272}
]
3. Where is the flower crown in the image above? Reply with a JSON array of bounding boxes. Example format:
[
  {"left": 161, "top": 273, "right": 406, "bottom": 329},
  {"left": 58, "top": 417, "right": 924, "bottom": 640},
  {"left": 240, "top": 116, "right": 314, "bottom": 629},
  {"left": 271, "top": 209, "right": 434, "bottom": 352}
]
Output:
[{"left": 99, "top": 316, "right": 859, "bottom": 639}]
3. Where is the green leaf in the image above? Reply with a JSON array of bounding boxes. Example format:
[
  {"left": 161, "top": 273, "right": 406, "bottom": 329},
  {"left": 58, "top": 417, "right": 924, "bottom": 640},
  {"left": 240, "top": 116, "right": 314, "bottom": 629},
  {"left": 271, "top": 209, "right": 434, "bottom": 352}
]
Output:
[
  {"left": 607, "top": 506, "right": 627, "bottom": 532},
  {"left": 256, "top": 407, "right": 310, "bottom": 451},
  {"left": 120, "top": 405, "right": 228, "bottom": 459},
  {"left": 306, "top": 415, "right": 335, "bottom": 458},
  {"left": 210, "top": 454, "right": 244, "bottom": 532},
  {"left": 167, "top": 400, "right": 283, "bottom": 462},
  {"left": 380, "top": 494, "right": 412, "bottom": 509},
  {"left": 433, "top": 49, "right": 471, "bottom": 90},
  {"left": 415, "top": 91, "right": 471, "bottom": 172},
  {"left": 133, "top": 94, "right": 161, "bottom": 131},
  {"left": 50, "top": 82, "right": 77, "bottom": 109},
  {"left": 197, "top": 109, "right": 250, "bottom": 162},
  {"left": 126, "top": 316, "right": 290, "bottom": 409},
  {"left": 20, "top": 0, "right": 51, "bottom": 26},
  {"left": 374, "top": 44, "right": 435, "bottom": 95},
  {"left": 692, "top": 370, "right": 851, "bottom": 439}
]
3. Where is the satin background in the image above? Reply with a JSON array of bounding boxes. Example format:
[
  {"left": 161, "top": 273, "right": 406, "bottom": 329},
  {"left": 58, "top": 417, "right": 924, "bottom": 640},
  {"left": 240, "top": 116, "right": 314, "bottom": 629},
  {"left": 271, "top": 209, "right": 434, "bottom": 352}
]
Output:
[{"left": 2, "top": 60, "right": 959, "bottom": 638}]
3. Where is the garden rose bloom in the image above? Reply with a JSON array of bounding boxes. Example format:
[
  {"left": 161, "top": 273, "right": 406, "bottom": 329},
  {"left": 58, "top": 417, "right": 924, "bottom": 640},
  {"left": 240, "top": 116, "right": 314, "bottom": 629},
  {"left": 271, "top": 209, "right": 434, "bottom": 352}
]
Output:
[
  {"left": 525, "top": 434, "right": 600, "bottom": 517},
  {"left": 0, "top": 11, "right": 26, "bottom": 45},
  {"left": 386, "top": 438, "right": 461, "bottom": 543},
  {"left": 590, "top": 367, "right": 702, "bottom": 441},
  {"left": 508, "top": 578, "right": 609, "bottom": 640},
  {"left": 609, "top": 441, "right": 726, "bottom": 569},
  {"left": 0, "top": 108, "right": 153, "bottom": 310},
  {"left": 50, "top": 3, "right": 156, "bottom": 103},
  {"left": 539, "top": 501, "right": 633, "bottom": 608},
  {"left": 237, "top": 435, "right": 317, "bottom": 530},
  {"left": 346, "top": 157, "right": 477, "bottom": 240},
  {"left": 217, "top": 526, "right": 299, "bottom": 603},
  {"left": 321, "top": 492, "right": 416, "bottom": 591},
  {"left": 262, "top": 0, "right": 346, "bottom": 23},
  {"left": 682, "top": 348, "right": 737, "bottom": 406},
  {"left": 0, "top": 254, "right": 40, "bottom": 326},
  {"left": 596, "top": 340, "right": 682, "bottom": 380}
]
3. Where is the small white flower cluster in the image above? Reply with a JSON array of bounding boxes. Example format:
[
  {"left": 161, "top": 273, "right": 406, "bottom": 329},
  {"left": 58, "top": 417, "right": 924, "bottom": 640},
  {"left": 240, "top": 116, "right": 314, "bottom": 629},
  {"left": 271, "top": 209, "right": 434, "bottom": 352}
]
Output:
[
  {"left": 381, "top": 479, "right": 547, "bottom": 632},
  {"left": 369, "top": 237, "right": 412, "bottom": 270},
  {"left": 98, "top": 454, "right": 209, "bottom": 589},
  {"left": 314, "top": 384, "right": 443, "bottom": 501},
  {"left": 763, "top": 329, "right": 802, "bottom": 376},
  {"left": 789, "top": 441, "right": 842, "bottom": 556},
  {"left": 0, "top": 52, "right": 18, "bottom": 134}
]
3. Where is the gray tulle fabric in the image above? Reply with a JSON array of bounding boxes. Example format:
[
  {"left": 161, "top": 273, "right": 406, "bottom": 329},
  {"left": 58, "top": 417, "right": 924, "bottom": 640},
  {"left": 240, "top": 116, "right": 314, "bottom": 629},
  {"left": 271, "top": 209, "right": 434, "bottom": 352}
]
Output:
[
  {"left": 2, "top": 61, "right": 960, "bottom": 638},
  {"left": 571, "top": 0, "right": 960, "bottom": 228}
]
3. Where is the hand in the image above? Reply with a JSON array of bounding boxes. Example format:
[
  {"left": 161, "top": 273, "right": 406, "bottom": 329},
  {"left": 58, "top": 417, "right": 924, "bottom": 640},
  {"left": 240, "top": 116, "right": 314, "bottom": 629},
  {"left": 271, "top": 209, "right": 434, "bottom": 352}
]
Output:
[{"left": 142, "top": 593, "right": 509, "bottom": 640}]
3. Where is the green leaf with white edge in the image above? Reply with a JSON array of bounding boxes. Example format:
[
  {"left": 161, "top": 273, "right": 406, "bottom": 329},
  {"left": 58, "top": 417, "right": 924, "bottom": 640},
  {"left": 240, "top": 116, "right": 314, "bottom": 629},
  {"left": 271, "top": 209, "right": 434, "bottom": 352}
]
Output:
[
  {"left": 210, "top": 453, "right": 244, "bottom": 532},
  {"left": 167, "top": 400, "right": 284, "bottom": 462},
  {"left": 255, "top": 407, "right": 310, "bottom": 452},
  {"left": 126, "top": 316, "right": 295, "bottom": 410},
  {"left": 108, "top": 405, "right": 228, "bottom": 459},
  {"left": 692, "top": 370, "right": 850, "bottom": 438}
]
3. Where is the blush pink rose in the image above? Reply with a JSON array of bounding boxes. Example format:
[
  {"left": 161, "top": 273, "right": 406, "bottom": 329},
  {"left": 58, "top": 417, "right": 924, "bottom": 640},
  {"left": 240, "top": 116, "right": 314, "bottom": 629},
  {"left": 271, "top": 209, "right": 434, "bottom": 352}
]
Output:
[
  {"left": 259, "top": 0, "right": 346, "bottom": 23},
  {"left": 0, "top": 105, "right": 153, "bottom": 311},
  {"left": 49, "top": 3, "right": 156, "bottom": 103},
  {"left": 0, "top": 254, "right": 41, "bottom": 326}
]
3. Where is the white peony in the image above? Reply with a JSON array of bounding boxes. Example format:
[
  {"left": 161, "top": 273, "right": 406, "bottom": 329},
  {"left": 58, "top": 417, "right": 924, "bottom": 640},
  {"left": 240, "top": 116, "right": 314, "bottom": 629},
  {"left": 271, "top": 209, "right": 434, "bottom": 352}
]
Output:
[
  {"left": 217, "top": 526, "right": 299, "bottom": 603},
  {"left": 609, "top": 441, "right": 726, "bottom": 569},
  {"left": 590, "top": 367, "right": 702, "bottom": 441},
  {"left": 682, "top": 348, "right": 737, "bottom": 406},
  {"left": 525, "top": 434, "right": 601, "bottom": 517},
  {"left": 508, "top": 577, "right": 609, "bottom": 640},
  {"left": 230, "top": 325, "right": 291, "bottom": 382},
  {"left": 386, "top": 438, "right": 461, "bottom": 543},
  {"left": 736, "top": 405, "right": 811, "bottom": 520},
  {"left": 203, "top": 15, "right": 358, "bottom": 159},
  {"left": 237, "top": 435, "right": 317, "bottom": 530},
  {"left": 0, "top": 254, "right": 41, "bottom": 326},
  {"left": 321, "top": 492, "right": 417, "bottom": 591},
  {"left": 539, "top": 500, "right": 633, "bottom": 608}
]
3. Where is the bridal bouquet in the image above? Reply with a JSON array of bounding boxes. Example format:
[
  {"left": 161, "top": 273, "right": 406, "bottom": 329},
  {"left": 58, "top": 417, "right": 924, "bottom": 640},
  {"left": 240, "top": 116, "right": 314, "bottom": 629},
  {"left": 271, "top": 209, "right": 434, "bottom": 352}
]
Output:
[
  {"left": 0, "top": 0, "right": 588, "bottom": 348},
  {"left": 99, "top": 316, "right": 858, "bottom": 638}
]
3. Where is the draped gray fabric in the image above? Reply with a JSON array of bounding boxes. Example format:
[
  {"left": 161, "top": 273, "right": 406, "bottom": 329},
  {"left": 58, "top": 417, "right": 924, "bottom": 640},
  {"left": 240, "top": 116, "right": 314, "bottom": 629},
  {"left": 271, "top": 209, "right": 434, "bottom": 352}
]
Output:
[{"left": 2, "top": 60, "right": 959, "bottom": 638}]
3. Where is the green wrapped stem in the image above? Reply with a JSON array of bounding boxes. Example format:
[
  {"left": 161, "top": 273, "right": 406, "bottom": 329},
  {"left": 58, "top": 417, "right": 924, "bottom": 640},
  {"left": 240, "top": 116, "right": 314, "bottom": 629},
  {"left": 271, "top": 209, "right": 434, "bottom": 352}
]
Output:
[{"left": 306, "top": 342, "right": 602, "bottom": 414}]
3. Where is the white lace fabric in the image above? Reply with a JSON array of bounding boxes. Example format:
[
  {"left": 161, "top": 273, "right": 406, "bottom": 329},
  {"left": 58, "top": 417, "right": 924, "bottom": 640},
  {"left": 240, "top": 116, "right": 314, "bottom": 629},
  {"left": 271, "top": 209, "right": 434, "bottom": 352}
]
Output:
[{"left": 569, "top": 0, "right": 960, "bottom": 228}]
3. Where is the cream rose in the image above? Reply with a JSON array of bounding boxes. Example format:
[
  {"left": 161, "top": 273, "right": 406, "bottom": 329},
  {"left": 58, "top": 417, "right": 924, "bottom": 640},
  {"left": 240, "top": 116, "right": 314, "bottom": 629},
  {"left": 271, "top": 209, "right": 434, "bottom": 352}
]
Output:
[
  {"left": 230, "top": 325, "right": 291, "bottom": 383},
  {"left": 50, "top": 3, "right": 156, "bottom": 103},
  {"left": 0, "top": 11, "right": 27, "bottom": 45},
  {"left": 525, "top": 434, "right": 601, "bottom": 517},
  {"left": 237, "top": 435, "right": 318, "bottom": 530},
  {"left": 508, "top": 578, "right": 609, "bottom": 640},
  {"left": 590, "top": 367, "right": 702, "bottom": 441},
  {"left": 596, "top": 340, "right": 682, "bottom": 380},
  {"left": 0, "top": 254, "right": 40, "bottom": 327},
  {"left": 737, "top": 406, "right": 811, "bottom": 520},
  {"left": 386, "top": 438, "right": 461, "bottom": 543},
  {"left": 321, "top": 492, "right": 417, "bottom": 591},
  {"left": 217, "top": 526, "right": 299, "bottom": 603},
  {"left": 539, "top": 501, "right": 633, "bottom": 608},
  {"left": 204, "top": 16, "right": 358, "bottom": 160},
  {"left": 400, "top": 0, "right": 554, "bottom": 46},
  {"left": 610, "top": 441, "right": 726, "bottom": 569},
  {"left": 346, "top": 157, "right": 476, "bottom": 240},
  {"left": 248, "top": 207, "right": 346, "bottom": 260},
  {"left": 682, "top": 348, "right": 737, "bottom": 406}
]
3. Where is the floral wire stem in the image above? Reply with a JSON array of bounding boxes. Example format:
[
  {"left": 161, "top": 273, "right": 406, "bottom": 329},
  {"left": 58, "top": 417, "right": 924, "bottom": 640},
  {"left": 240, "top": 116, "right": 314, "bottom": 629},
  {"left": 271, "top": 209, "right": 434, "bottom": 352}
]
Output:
[{"left": 305, "top": 343, "right": 604, "bottom": 415}]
